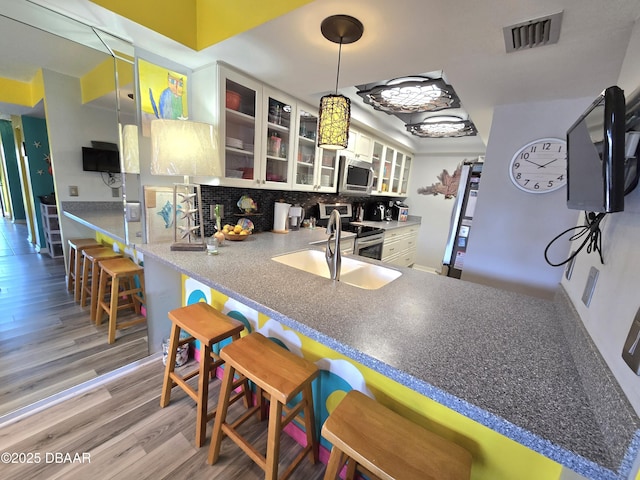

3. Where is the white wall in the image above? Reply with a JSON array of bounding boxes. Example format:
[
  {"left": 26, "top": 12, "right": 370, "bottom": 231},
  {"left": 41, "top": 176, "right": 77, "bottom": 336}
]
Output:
[
  {"left": 460, "top": 98, "right": 595, "bottom": 298},
  {"left": 560, "top": 18, "right": 640, "bottom": 414},
  {"left": 406, "top": 154, "right": 480, "bottom": 272}
]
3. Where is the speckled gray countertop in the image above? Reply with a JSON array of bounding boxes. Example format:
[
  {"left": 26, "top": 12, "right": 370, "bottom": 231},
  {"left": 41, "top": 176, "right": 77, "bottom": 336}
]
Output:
[
  {"left": 61, "top": 202, "right": 126, "bottom": 244},
  {"left": 137, "top": 228, "right": 639, "bottom": 480}
]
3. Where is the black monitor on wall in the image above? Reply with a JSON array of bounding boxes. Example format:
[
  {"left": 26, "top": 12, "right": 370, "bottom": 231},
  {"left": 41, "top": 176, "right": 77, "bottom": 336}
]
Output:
[
  {"left": 566, "top": 86, "right": 626, "bottom": 213},
  {"left": 82, "top": 146, "right": 121, "bottom": 174}
]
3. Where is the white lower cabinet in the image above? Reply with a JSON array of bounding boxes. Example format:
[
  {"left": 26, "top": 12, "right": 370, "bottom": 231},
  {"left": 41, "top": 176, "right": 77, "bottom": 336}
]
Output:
[{"left": 381, "top": 225, "right": 419, "bottom": 267}]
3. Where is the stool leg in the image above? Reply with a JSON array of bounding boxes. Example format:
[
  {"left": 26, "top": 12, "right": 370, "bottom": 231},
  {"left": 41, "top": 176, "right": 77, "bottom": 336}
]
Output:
[
  {"left": 133, "top": 271, "right": 145, "bottom": 314},
  {"left": 302, "top": 384, "right": 318, "bottom": 464},
  {"left": 74, "top": 249, "right": 83, "bottom": 302},
  {"left": 207, "top": 363, "right": 236, "bottom": 465},
  {"left": 345, "top": 457, "right": 357, "bottom": 480},
  {"left": 195, "top": 343, "right": 212, "bottom": 448},
  {"left": 160, "top": 324, "right": 181, "bottom": 408},
  {"left": 80, "top": 256, "right": 90, "bottom": 308},
  {"left": 95, "top": 267, "right": 108, "bottom": 326},
  {"left": 265, "top": 399, "right": 284, "bottom": 480},
  {"left": 323, "top": 448, "right": 346, "bottom": 480},
  {"left": 90, "top": 260, "right": 100, "bottom": 323},
  {"left": 67, "top": 247, "right": 75, "bottom": 293},
  {"left": 107, "top": 275, "right": 121, "bottom": 344}
]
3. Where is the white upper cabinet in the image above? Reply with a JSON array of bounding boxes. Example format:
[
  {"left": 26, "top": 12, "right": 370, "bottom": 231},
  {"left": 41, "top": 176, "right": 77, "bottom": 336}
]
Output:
[{"left": 218, "top": 63, "right": 412, "bottom": 193}]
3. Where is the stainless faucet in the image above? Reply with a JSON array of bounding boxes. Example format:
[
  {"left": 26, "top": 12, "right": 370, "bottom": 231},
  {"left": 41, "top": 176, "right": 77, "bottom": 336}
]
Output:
[{"left": 326, "top": 209, "right": 342, "bottom": 281}]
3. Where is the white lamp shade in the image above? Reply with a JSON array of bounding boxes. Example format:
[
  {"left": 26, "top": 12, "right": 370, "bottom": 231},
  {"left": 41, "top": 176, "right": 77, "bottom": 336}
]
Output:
[
  {"left": 150, "top": 119, "right": 220, "bottom": 176},
  {"left": 122, "top": 124, "right": 140, "bottom": 174}
]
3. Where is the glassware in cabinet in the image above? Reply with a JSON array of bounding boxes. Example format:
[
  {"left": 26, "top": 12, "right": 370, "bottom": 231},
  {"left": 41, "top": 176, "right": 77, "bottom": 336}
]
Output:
[{"left": 318, "top": 149, "right": 338, "bottom": 191}]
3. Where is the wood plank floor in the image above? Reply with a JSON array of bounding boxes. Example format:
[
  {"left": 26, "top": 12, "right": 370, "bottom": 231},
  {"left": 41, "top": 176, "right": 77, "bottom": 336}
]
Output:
[
  {"left": 0, "top": 218, "right": 149, "bottom": 417},
  {"left": 0, "top": 358, "right": 327, "bottom": 480}
]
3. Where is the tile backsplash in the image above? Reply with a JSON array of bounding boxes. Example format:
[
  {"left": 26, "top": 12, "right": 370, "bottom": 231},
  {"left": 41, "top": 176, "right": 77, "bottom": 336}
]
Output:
[{"left": 200, "top": 185, "right": 396, "bottom": 235}]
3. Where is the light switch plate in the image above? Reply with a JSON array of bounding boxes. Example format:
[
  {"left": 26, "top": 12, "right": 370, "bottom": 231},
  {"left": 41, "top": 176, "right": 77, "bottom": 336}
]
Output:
[
  {"left": 125, "top": 202, "right": 141, "bottom": 222},
  {"left": 622, "top": 307, "right": 640, "bottom": 374},
  {"left": 581, "top": 266, "right": 599, "bottom": 307},
  {"left": 69, "top": 185, "right": 78, "bottom": 196}
]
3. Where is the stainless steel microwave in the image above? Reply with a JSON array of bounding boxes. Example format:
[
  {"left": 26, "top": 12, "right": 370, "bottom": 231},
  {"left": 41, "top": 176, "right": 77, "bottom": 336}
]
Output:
[{"left": 338, "top": 156, "right": 374, "bottom": 195}]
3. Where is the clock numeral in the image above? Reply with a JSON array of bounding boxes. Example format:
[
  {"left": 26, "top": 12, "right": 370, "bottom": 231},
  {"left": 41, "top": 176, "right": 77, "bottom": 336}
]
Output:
[
  {"left": 542, "top": 142, "right": 551, "bottom": 150},
  {"left": 520, "top": 152, "right": 530, "bottom": 160},
  {"left": 534, "top": 182, "right": 540, "bottom": 189},
  {"left": 513, "top": 162, "right": 520, "bottom": 170},
  {"left": 530, "top": 146, "right": 537, "bottom": 153},
  {"left": 516, "top": 173, "right": 522, "bottom": 180},
  {"left": 547, "top": 181, "right": 554, "bottom": 188},
  {"left": 557, "top": 174, "right": 564, "bottom": 180}
]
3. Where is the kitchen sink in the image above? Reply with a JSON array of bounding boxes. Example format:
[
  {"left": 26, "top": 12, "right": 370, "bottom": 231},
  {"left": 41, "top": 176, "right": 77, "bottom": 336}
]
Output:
[{"left": 272, "top": 249, "right": 401, "bottom": 290}]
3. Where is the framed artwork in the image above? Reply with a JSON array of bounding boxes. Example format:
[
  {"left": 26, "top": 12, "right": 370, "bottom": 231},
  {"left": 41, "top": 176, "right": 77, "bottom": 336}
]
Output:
[
  {"left": 138, "top": 58, "right": 189, "bottom": 136},
  {"left": 143, "top": 186, "right": 177, "bottom": 243}
]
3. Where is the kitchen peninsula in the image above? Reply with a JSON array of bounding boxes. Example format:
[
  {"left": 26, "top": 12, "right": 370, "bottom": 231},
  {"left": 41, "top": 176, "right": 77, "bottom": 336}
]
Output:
[{"left": 136, "top": 227, "right": 640, "bottom": 480}]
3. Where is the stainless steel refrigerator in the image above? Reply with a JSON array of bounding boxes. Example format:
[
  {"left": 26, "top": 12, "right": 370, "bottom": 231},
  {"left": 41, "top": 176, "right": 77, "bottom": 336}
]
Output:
[{"left": 442, "top": 162, "right": 483, "bottom": 278}]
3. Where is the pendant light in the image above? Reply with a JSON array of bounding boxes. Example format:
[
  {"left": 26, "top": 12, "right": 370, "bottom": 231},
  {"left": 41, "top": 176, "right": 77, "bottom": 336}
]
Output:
[{"left": 317, "top": 15, "right": 364, "bottom": 150}]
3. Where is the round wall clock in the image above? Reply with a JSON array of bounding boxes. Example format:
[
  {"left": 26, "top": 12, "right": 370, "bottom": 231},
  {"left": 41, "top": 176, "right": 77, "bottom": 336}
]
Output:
[{"left": 509, "top": 138, "right": 567, "bottom": 193}]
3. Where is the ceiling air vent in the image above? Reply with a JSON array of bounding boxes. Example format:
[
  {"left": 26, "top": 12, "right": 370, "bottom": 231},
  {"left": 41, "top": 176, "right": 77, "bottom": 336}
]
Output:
[{"left": 503, "top": 11, "right": 563, "bottom": 53}]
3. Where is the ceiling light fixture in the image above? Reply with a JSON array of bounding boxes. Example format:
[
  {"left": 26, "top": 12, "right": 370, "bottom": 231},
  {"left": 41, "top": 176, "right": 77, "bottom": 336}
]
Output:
[
  {"left": 406, "top": 115, "right": 478, "bottom": 138},
  {"left": 317, "top": 14, "right": 364, "bottom": 150},
  {"left": 358, "top": 77, "right": 460, "bottom": 114}
]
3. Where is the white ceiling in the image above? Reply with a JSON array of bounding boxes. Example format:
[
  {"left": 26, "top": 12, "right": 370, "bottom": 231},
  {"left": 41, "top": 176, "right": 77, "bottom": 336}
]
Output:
[{"left": 3, "top": 0, "right": 640, "bottom": 156}]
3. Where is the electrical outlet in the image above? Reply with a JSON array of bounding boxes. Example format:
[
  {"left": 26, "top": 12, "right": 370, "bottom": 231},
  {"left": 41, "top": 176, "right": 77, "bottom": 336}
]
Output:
[
  {"left": 581, "top": 266, "right": 599, "bottom": 307},
  {"left": 112, "top": 187, "right": 120, "bottom": 197},
  {"left": 125, "top": 202, "right": 141, "bottom": 222},
  {"left": 69, "top": 185, "right": 78, "bottom": 196}
]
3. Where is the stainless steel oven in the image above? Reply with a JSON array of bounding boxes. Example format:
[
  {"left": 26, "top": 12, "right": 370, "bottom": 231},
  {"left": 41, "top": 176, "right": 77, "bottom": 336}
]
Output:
[{"left": 353, "top": 231, "right": 385, "bottom": 260}]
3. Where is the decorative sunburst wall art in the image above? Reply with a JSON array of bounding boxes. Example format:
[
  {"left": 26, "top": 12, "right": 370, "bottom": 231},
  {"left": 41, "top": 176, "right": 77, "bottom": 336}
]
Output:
[{"left": 417, "top": 163, "right": 463, "bottom": 199}]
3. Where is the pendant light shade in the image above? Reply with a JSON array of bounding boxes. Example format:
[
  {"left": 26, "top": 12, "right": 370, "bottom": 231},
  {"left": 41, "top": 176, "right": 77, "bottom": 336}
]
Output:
[
  {"left": 317, "top": 15, "right": 363, "bottom": 150},
  {"left": 318, "top": 94, "right": 351, "bottom": 149}
]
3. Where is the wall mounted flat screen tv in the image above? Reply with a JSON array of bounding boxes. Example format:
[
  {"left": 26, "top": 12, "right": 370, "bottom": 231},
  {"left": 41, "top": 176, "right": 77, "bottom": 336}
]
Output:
[
  {"left": 82, "top": 147, "right": 121, "bottom": 174},
  {"left": 566, "top": 85, "right": 625, "bottom": 213}
]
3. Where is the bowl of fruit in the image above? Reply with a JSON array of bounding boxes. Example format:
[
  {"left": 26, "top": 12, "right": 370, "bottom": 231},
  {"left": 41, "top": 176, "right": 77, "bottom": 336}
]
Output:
[{"left": 222, "top": 223, "right": 252, "bottom": 241}]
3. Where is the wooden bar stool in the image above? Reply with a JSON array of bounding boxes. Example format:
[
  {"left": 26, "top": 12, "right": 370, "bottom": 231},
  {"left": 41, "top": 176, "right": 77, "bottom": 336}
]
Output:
[
  {"left": 66, "top": 238, "right": 101, "bottom": 302},
  {"left": 160, "top": 302, "right": 250, "bottom": 448},
  {"left": 208, "top": 332, "right": 319, "bottom": 480},
  {"left": 80, "top": 247, "right": 122, "bottom": 322},
  {"left": 94, "top": 257, "right": 147, "bottom": 344},
  {"left": 321, "top": 390, "right": 472, "bottom": 480}
]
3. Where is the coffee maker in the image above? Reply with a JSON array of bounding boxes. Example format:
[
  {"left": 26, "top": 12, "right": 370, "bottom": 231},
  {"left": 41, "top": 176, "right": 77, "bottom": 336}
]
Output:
[{"left": 366, "top": 202, "right": 386, "bottom": 221}]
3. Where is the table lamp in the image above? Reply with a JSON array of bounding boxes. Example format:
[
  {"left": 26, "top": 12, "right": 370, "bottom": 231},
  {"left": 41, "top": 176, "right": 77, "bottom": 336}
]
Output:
[{"left": 150, "top": 119, "right": 220, "bottom": 251}]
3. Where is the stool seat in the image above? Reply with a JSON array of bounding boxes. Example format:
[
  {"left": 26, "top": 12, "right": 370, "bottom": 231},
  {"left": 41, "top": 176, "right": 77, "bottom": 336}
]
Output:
[
  {"left": 321, "top": 390, "right": 472, "bottom": 480},
  {"left": 95, "top": 257, "right": 146, "bottom": 344},
  {"left": 67, "top": 238, "right": 101, "bottom": 302},
  {"left": 208, "top": 332, "right": 319, "bottom": 480},
  {"left": 161, "top": 303, "right": 249, "bottom": 448},
  {"left": 80, "top": 247, "right": 123, "bottom": 322}
]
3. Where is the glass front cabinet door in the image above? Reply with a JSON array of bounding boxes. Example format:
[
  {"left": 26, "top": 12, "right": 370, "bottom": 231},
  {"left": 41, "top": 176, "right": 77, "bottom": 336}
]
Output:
[
  {"left": 293, "top": 105, "right": 319, "bottom": 191},
  {"left": 390, "top": 152, "right": 404, "bottom": 195},
  {"left": 220, "top": 67, "right": 261, "bottom": 187},
  {"left": 400, "top": 155, "right": 412, "bottom": 195},
  {"left": 262, "top": 88, "right": 295, "bottom": 188}
]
